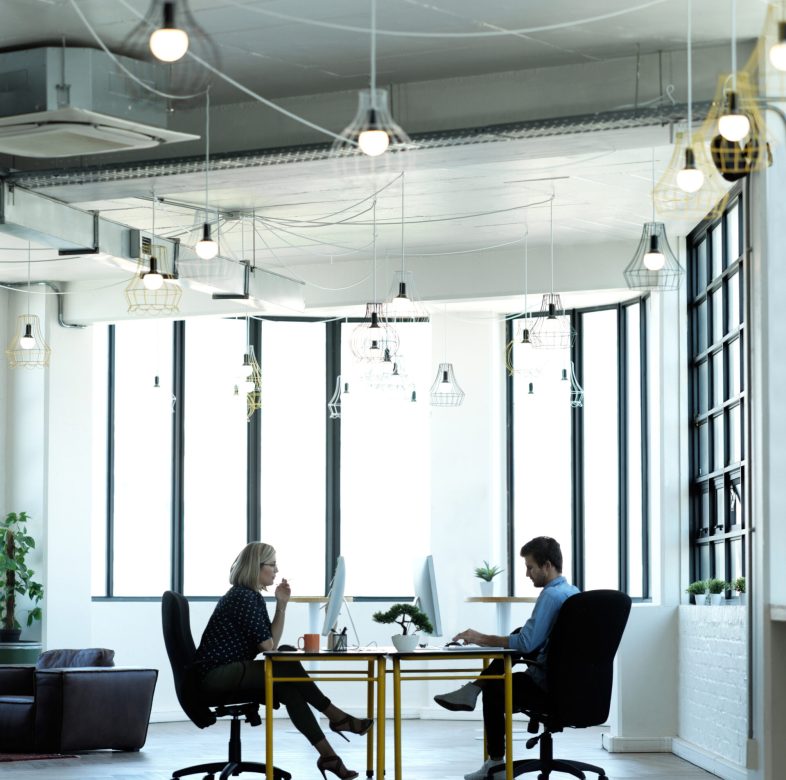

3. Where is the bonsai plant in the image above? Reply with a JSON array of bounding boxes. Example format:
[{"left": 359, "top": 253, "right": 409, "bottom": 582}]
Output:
[
  {"left": 0, "top": 512, "right": 44, "bottom": 642},
  {"left": 686, "top": 579, "right": 708, "bottom": 605},
  {"left": 706, "top": 578, "right": 729, "bottom": 606},
  {"left": 475, "top": 560, "right": 504, "bottom": 596},
  {"left": 373, "top": 603, "right": 434, "bottom": 652},
  {"left": 734, "top": 576, "right": 746, "bottom": 606}
]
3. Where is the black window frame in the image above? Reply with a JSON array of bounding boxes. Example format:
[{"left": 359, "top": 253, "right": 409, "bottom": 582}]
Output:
[
  {"left": 687, "top": 185, "right": 748, "bottom": 589},
  {"left": 505, "top": 298, "right": 650, "bottom": 598}
]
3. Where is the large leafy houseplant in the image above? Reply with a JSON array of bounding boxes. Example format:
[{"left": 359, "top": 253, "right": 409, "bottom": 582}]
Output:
[{"left": 0, "top": 512, "right": 44, "bottom": 641}]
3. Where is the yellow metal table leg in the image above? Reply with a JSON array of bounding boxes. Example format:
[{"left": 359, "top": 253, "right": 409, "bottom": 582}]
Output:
[
  {"left": 366, "top": 659, "right": 374, "bottom": 777},
  {"left": 504, "top": 655, "right": 513, "bottom": 780},
  {"left": 393, "top": 657, "right": 402, "bottom": 780},
  {"left": 265, "top": 659, "right": 274, "bottom": 780},
  {"left": 377, "top": 656, "right": 386, "bottom": 780}
]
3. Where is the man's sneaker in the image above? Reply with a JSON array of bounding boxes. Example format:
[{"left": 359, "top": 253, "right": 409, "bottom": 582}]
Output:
[
  {"left": 463, "top": 758, "right": 505, "bottom": 780},
  {"left": 433, "top": 682, "right": 481, "bottom": 712}
]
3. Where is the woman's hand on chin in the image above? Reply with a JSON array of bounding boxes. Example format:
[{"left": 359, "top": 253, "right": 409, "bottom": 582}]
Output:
[{"left": 275, "top": 577, "right": 291, "bottom": 604}]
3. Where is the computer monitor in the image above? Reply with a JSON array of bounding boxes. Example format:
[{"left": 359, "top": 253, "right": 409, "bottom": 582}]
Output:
[
  {"left": 413, "top": 555, "right": 443, "bottom": 637},
  {"left": 321, "top": 555, "right": 346, "bottom": 636}
]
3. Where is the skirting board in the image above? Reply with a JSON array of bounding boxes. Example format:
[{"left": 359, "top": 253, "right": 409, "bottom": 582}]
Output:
[
  {"left": 672, "top": 738, "right": 748, "bottom": 780},
  {"left": 601, "top": 734, "right": 672, "bottom": 753}
]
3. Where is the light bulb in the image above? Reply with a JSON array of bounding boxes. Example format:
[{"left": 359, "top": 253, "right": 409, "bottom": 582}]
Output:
[
  {"left": 358, "top": 129, "right": 389, "bottom": 157},
  {"left": 195, "top": 223, "right": 218, "bottom": 259},
  {"left": 718, "top": 92, "right": 750, "bottom": 142},
  {"left": 149, "top": 2, "right": 189, "bottom": 62},
  {"left": 142, "top": 256, "right": 164, "bottom": 290},
  {"left": 676, "top": 148, "right": 705, "bottom": 193},
  {"left": 643, "top": 250, "right": 666, "bottom": 271},
  {"left": 19, "top": 324, "right": 35, "bottom": 350},
  {"left": 770, "top": 23, "right": 786, "bottom": 70},
  {"left": 388, "top": 282, "right": 412, "bottom": 316},
  {"left": 643, "top": 234, "right": 666, "bottom": 271},
  {"left": 239, "top": 353, "right": 254, "bottom": 378},
  {"left": 676, "top": 165, "right": 705, "bottom": 193}
]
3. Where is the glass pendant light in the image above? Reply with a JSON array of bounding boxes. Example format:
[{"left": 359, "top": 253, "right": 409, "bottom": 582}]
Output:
[
  {"left": 677, "top": 0, "right": 705, "bottom": 194},
  {"left": 769, "top": 1, "right": 786, "bottom": 71},
  {"left": 718, "top": 0, "right": 750, "bottom": 142},
  {"left": 332, "top": 0, "right": 411, "bottom": 160},
  {"left": 149, "top": 1, "right": 189, "bottom": 62}
]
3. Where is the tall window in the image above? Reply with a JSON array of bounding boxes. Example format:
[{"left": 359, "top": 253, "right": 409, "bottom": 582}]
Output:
[
  {"left": 110, "top": 320, "right": 174, "bottom": 597},
  {"left": 510, "top": 300, "right": 648, "bottom": 596},
  {"left": 182, "top": 318, "right": 248, "bottom": 596},
  {"left": 340, "top": 321, "right": 432, "bottom": 596},
  {"left": 688, "top": 192, "right": 746, "bottom": 586},
  {"left": 259, "top": 320, "right": 326, "bottom": 595}
]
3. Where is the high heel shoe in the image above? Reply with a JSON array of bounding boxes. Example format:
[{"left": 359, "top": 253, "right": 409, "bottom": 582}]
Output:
[
  {"left": 329, "top": 714, "right": 373, "bottom": 742},
  {"left": 317, "top": 755, "right": 359, "bottom": 780}
]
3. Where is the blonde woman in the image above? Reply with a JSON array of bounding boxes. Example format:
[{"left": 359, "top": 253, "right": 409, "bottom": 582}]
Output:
[{"left": 195, "top": 542, "right": 371, "bottom": 780}]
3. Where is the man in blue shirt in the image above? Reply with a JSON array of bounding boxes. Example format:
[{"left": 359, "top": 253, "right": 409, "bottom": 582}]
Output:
[{"left": 434, "top": 537, "right": 579, "bottom": 780}]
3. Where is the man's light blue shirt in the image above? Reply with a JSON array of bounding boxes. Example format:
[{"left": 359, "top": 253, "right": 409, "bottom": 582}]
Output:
[{"left": 507, "top": 576, "right": 579, "bottom": 686}]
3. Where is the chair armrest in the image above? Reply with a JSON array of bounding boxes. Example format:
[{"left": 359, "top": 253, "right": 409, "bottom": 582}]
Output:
[{"left": 0, "top": 665, "right": 35, "bottom": 695}]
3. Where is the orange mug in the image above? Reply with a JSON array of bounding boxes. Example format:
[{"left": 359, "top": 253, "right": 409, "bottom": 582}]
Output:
[{"left": 298, "top": 633, "right": 320, "bottom": 652}]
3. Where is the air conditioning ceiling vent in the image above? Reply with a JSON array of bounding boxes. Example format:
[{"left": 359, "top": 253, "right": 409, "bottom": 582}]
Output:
[{"left": 0, "top": 47, "right": 197, "bottom": 158}]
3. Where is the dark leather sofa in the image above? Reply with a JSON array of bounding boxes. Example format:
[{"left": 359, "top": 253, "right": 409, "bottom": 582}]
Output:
[{"left": 0, "top": 650, "right": 157, "bottom": 753}]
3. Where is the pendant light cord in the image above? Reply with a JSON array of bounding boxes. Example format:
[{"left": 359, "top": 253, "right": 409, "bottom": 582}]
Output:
[
  {"left": 731, "top": 0, "right": 737, "bottom": 90},
  {"left": 372, "top": 199, "right": 377, "bottom": 301},
  {"left": 400, "top": 173, "right": 405, "bottom": 275},
  {"left": 205, "top": 88, "right": 211, "bottom": 222},
  {"left": 549, "top": 197, "right": 555, "bottom": 296},
  {"left": 27, "top": 241, "right": 32, "bottom": 316},
  {"left": 524, "top": 230, "right": 529, "bottom": 318},
  {"left": 651, "top": 149, "right": 656, "bottom": 222},
  {"left": 687, "top": 0, "right": 693, "bottom": 137},
  {"left": 370, "top": 0, "right": 377, "bottom": 92}
]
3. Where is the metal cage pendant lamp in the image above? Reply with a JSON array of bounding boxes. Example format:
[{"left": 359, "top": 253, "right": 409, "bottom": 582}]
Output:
[
  {"left": 331, "top": 0, "right": 411, "bottom": 161},
  {"left": 505, "top": 229, "right": 542, "bottom": 376},
  {"left": 624, "top": 151, "right": 684, "bottom": 292},
  {"left": 351, "top": 201, "right": 400, "bottom": 361},
  {"left": 126, "top": 191, "right": 182, "bottom": 314},
  {"left": 530, "top": 199, "right": 576, "bottom": 350},
  {"left": 430, "top": 308, "right": 465, "bottom": 407},
  {"left": 5, "top": 243, "right": 51, "bottom": 369}
]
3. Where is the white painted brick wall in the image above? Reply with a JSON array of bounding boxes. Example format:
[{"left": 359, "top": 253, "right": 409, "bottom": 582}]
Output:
[{"left": 678, "top": 605, "right": 747, "bottom": 766}]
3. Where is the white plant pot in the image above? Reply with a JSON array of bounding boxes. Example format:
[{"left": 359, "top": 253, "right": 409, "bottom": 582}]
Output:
[
  {"left": 391, "top": 634, "right": 419, "bottom": 653},
  {"left": 693, "top": 592, "right": 708, "bottom": 605},
  {"left": 479, "top": 580, "right": 494, "bottom": 597},
  {"left": 709, "top": 593, "right": 724, "bottom": 606},
  {"left": 738, "top": 592, "right": 747, "bottom": 606}
]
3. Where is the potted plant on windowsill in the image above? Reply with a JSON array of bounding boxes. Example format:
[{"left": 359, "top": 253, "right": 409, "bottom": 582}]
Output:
[
  {"left": 707, "top": 578, "right": 729, "bottom": 606},
  {"left": 372, "top": 603, "right": 434, "bottom": 653},
  {"left": 0, "top": 512, "right": 44, "bottom": 643},
  {"left": 686, "top": 580, "right": 708, "bottom": 606},
  {"left": 733, "top": 576, "right": 746, "bottom": 606},
  {"left": 474, "top": 561, "right": 504, "bottom": 597}
]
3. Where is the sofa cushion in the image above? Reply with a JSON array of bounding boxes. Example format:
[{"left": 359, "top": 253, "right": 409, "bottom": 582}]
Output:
[{"left": 36, "top": 648, "right": 115, "bottom": 669}]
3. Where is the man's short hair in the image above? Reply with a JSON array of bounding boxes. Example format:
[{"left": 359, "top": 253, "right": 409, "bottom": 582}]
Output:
[{"left": 520, "top": 536, "right": 563, "bottom": 572}]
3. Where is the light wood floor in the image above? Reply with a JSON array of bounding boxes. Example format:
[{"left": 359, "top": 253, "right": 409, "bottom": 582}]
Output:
[{"left": 0, "top": 719, "right": 718, "bottom": 779}]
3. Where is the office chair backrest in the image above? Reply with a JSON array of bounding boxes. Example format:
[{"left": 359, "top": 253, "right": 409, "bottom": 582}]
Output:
[
  {"left": 546, "top": 589, "right": 631, "bottom": 728},
  {"left": 161, "top": 590, "right": 217, "bottom": 728}
]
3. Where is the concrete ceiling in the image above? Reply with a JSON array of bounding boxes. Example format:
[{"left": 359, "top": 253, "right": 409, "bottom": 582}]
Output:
[{"left": 0, "top": 0, "right": 771, "bottom": 312}]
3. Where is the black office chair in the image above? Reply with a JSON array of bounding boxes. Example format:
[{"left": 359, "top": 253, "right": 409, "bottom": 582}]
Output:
[
  {"left": 489, "top": 589, "right": 631, "bottom": 780},
  {"left": 161, "top": 591, "right": 291, "bottom": 780}
]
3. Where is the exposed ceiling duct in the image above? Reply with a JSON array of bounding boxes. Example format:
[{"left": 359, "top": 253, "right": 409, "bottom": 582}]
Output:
[{"left": 0, "top": 47, "right": 198, "bottom": 158}]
